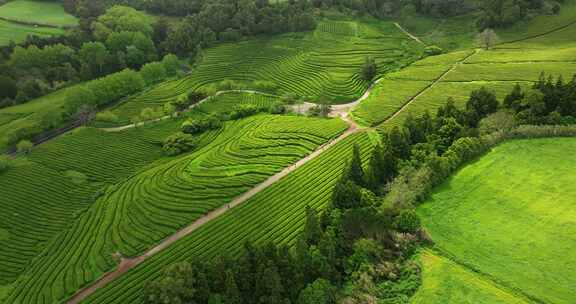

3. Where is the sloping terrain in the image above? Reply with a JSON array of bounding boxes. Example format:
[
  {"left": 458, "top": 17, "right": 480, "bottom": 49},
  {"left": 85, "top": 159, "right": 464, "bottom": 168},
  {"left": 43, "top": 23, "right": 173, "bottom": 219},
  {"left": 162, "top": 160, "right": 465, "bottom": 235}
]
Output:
[{"left": 417, "top": 138, "right": 576, "bottom": 304}]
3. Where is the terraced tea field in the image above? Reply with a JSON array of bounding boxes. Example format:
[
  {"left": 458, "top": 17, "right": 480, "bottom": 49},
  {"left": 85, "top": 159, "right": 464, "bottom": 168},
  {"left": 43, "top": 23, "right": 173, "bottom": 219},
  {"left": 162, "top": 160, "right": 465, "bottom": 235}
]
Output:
[
  {"left": 416, "top": 138, "right": 576, "bottom": 304},
  {"left": 82, "top": 131, "right": 377, "bottom": 304},
  {"left": 0, "top": 118, "right": 214, "bottom": 301},
  {"left": 351, "top": 18, "right": 576, "bottom": 130},
  {"left": 4, "top": 115, "right": 349, "bottom": 304},
  {"left": 107, "top": 18, "right": 424, "bottom": 123}
]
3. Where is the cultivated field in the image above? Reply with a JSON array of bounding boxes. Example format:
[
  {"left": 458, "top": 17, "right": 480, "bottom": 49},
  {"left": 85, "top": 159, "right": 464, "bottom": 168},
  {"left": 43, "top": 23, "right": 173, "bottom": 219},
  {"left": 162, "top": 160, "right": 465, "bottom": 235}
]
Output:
[
  {"left": 107, "top": 18, "right": 424, "bottom": 123},
  {"left": 0, "top": 17, "right": 421, "bottom": 150},
  {"left": 0, "top": 117, "right": 209, "bottom": 301},
  {"left": 4, "top": 114, "right": 349, "bottom": 303},
  {"left": 417, "top": 138, "right": 576, "bottom": 304},
  {"left": 351, "top": 17, "right": 576, "bottom": 130},
  {"left": 82, "top": 131, "right": 377, "bottom": 304}
]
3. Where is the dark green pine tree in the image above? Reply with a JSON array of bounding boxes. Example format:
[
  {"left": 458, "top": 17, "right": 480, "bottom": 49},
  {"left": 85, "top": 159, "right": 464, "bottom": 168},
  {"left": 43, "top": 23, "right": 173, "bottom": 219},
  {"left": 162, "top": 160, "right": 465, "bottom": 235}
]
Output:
[
  {"left": 503, "top": 83, "right": 524, "bottom": 111},
  {"left": 347, "top": 144, "right": 364, "bottom": 186},
  {"left": 258, "top": 263, "right": 288, "bottom": 304},
  {"left": 223, "top": 270, "right": 241, "bottom": 304},
  {"left": 304, "top": 206, "right": 323, "bottom": 246},
  {"left": 385, "top": 127, "right": 411, "bottom": 160},
  {"left": 331, "top": 176, "right": 363, "bottom": 210}
]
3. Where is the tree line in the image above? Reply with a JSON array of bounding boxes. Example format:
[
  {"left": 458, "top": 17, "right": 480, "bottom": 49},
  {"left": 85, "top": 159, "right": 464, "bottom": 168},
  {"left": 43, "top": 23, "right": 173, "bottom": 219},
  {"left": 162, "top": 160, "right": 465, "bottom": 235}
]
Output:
[
  {"left": 0, "top": 0, "right": 316, "bottom": 109},
  {"left": 142, "top": 72, "right": 576, "bottom": 303},
  {"left": 310, "top": 0, "right": 564, "bottom": 28}
]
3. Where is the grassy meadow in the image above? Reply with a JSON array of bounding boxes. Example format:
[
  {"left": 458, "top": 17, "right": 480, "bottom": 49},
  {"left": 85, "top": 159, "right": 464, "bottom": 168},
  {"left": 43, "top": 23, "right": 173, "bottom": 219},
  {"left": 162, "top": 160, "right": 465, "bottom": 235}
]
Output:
[
  {"left": 0, "top": 0, "right": 77, "bottom": 27},
  {"left": 0, "top": 0, "right": 75, "bottom": 45},
  {"left": 417, "top": 138, "right": 576, "bottom": 304}
]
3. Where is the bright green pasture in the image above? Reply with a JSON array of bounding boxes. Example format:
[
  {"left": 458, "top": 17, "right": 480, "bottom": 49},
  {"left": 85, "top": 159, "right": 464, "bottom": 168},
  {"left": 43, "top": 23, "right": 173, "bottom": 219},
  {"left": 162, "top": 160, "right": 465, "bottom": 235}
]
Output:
[
  {"left": 84, "top": 131, "right": 378, "bottom": 304},
  {"left": 0, "top": 85, "right": 76, "bottom": 152},
  {"left": 411, "top": 250, "right": 530, "bottom": 304},
  {"left": 398, "top": 12, "right": 480, "bottom": 50},
  {"left": 468, "top": 47, "right": 576, "bottom": 63},
  {"left": 0, "top": 18, "right": 63, "bottom": 45},
  {"left": 5, "top": 115, "right": 349, "bottom": 304},
  {"left": 0, "top": 0, "right": 77, "bottom": 27},
  {"left": 417, "top": 138, "right": 576, "bottom": 304}
]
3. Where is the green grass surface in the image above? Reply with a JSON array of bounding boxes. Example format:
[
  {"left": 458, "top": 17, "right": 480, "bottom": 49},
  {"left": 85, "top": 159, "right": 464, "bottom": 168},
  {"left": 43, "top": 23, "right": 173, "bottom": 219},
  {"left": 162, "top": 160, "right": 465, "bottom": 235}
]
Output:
[
  {"left": 417, "top": 138, "right": 576, "bottom": 304},
  {"left": 0, "top": 85, "right": 76, "bottom": 152},
  {"left": 411, "top": 250, "right": 530, "bottom": 304},
  {"left": 4, "top": 115, "right": 349, "bottom": 304},
  {"left": 0, "top": 0, "right": 77, "bottom": 27},
  {"left": 83, "top": 131, "right": 377, "bottom": 304},
  {"left": 0, "top": 18, "right": 64, "bottom": 45}
]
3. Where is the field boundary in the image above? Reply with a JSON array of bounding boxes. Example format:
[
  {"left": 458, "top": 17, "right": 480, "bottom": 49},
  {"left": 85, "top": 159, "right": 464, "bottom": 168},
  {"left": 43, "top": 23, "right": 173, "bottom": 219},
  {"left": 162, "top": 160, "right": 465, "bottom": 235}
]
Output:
[
  {"left": 0, "top": 16, "right": 74, "bottom": 29},
  {"left": 497, "top": 19, "right": 576, "bottom": 46},
  {"left": 429, "top": 239, "right": 547, "bottom": 304},
  {"left": 394, "top": 22, "right": 426, "bottom": 45},
  {"left": 421, "top": 249, "right": 536, "bottom": 304},
  {"left": 373, "top": 49, "right": 478, "bottom": 127}
]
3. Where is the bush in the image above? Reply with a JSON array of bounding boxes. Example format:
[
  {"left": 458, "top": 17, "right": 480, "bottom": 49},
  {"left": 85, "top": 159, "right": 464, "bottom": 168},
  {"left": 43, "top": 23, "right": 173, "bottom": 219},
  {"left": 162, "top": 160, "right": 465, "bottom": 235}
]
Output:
[
  {"left": 216, "top": 80, "right": 241, "bottom": 91},
  {"left": 181, "top": 116, "right": 222, "bottom": 134},
  {"left": 479, "top": 111, "right": 517, "bottom": 135},
  {"left": 162, "top": 133, "right": 196, "bottom": 156},
  {"left": 141, "top": 62, "right": 167, "bottom": 85},
  {"left": 17, "top": 140, "right": 33, "bottom": 154},
  {"left": 252, "top": 81, "right": 279, "bottom": 94},
  {"left": 269, "top": 103, "right": 287, "bottom": 114},
  {"left": 394, "top": 210, "right": 421, "bottom": 233},
  {"left": 0, "top": 156, "right": 11, "bottom": 173},
  {"left": 162, "top": 54, "right": 180, "bottom": 76},
  {"left": 360, "top": 56, "right": 377, "bottom": 81},
  {"left": 95, "top": 111, "right": 119, "bottom": 123},
  {"left": 64, "top": 170, "right": 88, "bottom": 185},
  {"left": 230, "top": 104, "right": 261, "bottom": 119},
  {"left": 308, "top": 104, "right": 331, "bottom": 117},
  {"left": 424, "top": 45, "right": 443, "bottom": 56}
]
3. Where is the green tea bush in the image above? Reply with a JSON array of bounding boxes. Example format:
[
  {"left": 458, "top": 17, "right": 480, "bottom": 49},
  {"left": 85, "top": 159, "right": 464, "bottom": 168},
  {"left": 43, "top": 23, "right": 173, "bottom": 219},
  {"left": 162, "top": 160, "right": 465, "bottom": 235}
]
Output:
[{"left": 162, "top": 132, "right": 196, "bottom": 156}]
